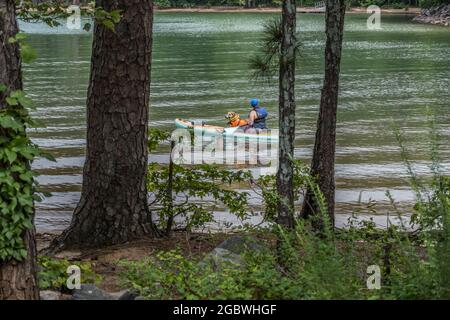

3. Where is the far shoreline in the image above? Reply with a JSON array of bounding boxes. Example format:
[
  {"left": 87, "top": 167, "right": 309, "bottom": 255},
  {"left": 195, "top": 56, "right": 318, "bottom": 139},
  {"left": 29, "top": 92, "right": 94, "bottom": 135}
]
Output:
[{"left": 155, "top": 6, "right": 421, "bottom": 15}]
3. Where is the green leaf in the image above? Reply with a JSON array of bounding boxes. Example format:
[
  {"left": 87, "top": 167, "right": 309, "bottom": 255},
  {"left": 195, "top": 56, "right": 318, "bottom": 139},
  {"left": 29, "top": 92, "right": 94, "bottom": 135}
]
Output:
[
  {"left": 18, "top": 96, "right": 34, "bottom": 108},
  {"left": 21, "top": 44, "right": 37, "bottom": 64},
  {"left": 10, "top": 90, "right": 24, "bottom": 99},
  {"left": 102, "top": 20, "right": 116, "bottom": 32},
  {"left": 10, "top": 165, "right": 23, "bottom": 173},
  {"left": 15, "top": 33, "right": 27, "bottom": 41},
  {"left": 0, "top": 84, "right": 6, "bottom": 93},
  {"left": 0, "top": 115, "right": 23, "bottom": 131},
  {"left": 19, "top": 249, "right": 28, "bottom": 260},
  {"left": 4, "top": 149, "right": 17, "bottom": 164},
  {"left": 19, "top": 171, "right": 34, "bottom": 182},
  {"left": 110, "top": 10, "right": 122, "bottom": 23},
  {"left": 5, "top": 97, "right": 18, "bottom": 106},
  {"left": 22, "top": 219, "right": 33, "bottom": 229}
]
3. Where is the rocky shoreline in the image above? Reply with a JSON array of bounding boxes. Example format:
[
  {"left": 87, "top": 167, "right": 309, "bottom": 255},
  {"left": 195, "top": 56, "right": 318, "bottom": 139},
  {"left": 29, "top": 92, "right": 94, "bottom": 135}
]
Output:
[{"left": 413, "top": 4, "right": 450, "bottom": 26}]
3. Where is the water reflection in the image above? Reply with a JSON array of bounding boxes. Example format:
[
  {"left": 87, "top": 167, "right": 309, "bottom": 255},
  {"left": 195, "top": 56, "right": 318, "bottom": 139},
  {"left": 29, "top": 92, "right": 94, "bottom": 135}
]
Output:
[{"left": 20, "top": 13, "right": 450, "bottom": 231}]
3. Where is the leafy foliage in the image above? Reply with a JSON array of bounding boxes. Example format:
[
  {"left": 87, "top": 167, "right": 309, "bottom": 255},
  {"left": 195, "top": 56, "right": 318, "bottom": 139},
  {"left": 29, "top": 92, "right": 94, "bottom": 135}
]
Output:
[
  {"left": 393, "top": 109, "right": 449, "bottom": 232},
  {"left": 249, "top": 17, "right": 302, "bottom": 84},
  {"left": 123, "top": 114, "right": 450, "bottom": 299},
  {"left": 38, "top": 256, "right": 101, "bottom": 291},
  {"left": 17, "top": 0, "right": 74, "bottom": 28},
  {"left": 93, "top": 7, "right": 122, "bottom": 33},
  {"left": 120, "top": 181, "right": 450, "bottom": 300},
  {"left": 0, "top": 87, "right": 49, "bottom": 261},
  {"left": 16, "top": 1, "right": 122, "bottom": 33},
  {"left": 0, "top": 33, "right": 54, "bottom": 261},
  {"left": 1, "top": 0, "right": 121, "bottom": 264},
  {"left": 249, "top": 18, "right": 283, "bottom": 81},
  {"left": 147, "top": 129, "right": 253, "bottom": 234},
  {"left": 119, "top": 250, "right": 250, "bottom": 299},
  {"left": 8, "top": 33, "right": 37, "bottom": 64},
  {"left": 119, "top": 199, "right": 364, "bottom": 300},
  {"left": 252, "top": 161, "right": 310, "bottom": 222},
  {"left": 385, "top": 111, "right": 450, "bottom": 299},
  {"left": 149, "top": 163, "right": 252, "bottom": 232}
]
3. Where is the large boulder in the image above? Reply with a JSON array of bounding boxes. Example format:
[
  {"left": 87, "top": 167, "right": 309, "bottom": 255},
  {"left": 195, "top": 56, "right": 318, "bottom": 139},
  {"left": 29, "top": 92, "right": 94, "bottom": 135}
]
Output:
[
  {"left": 216, "top": 235, "right": 263, "bottom": 254},
  {"left": 40, "top": 290, "right": 61, "bottom": 300},
  {"left": 206, "top": 247, "right": 243, "bottom": 268},
  {"left": 201, "top": 235, "right": 264, "bottom": 270},
  {"left": 72, "top": 284, "right": 116, "bottom": 300},
  {"left": 117, "top": 289, "right": 140, "bottom": 300}
]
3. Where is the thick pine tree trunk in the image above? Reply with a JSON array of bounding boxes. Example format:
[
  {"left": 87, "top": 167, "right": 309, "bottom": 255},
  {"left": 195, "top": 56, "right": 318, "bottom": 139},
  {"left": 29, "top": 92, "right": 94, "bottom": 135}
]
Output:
[
  {"left": 52, "top": 0, "right": 157, "bottom": 250},
  {"left": 0, "top": 0, "right": 40, "bottom": 300},
  {"left": 276, "top": 0, "right": 297, "bottom": 229},
  {"left": 300, "top": 0, "right": 346, "bottom": 229}
]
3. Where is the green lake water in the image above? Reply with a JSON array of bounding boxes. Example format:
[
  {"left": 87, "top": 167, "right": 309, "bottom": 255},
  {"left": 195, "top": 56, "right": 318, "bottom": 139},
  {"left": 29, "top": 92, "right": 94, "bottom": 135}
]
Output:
[{"left": 20, "top": 12, "right": 450, "bottom": 231}]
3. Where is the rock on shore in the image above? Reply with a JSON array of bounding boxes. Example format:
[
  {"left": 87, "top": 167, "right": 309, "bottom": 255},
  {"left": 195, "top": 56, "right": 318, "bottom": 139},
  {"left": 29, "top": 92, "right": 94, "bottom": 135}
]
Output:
[{"left": 413, "top": 4, "right": 450, "bottom": 26}]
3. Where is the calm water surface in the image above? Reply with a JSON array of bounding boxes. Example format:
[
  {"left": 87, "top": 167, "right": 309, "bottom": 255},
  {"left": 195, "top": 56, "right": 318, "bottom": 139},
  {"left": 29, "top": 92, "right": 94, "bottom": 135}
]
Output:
[{"left": 19, "top": 13, "right": 450, "bottom": 232}]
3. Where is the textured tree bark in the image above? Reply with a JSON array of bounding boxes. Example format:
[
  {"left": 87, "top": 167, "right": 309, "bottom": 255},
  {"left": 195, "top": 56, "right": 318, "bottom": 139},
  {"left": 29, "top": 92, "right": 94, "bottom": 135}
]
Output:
[
  {"left": 0, "top": 0, "right": 40, "bottom": 300},
  {"left": 51, "top": 0, "right": 157, "bottom": 250},
  {"left": 300, "top": 0, "right": 346, "bottom": 229},
  {"left": 276, "top": 0, "right": 297, "bottom": 229}
]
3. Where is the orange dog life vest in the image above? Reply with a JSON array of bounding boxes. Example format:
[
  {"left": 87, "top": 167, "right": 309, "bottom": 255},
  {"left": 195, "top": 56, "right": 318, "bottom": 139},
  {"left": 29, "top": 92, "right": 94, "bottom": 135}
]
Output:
[{"left": 229, "top": 119, "right": 248, "bottom": 127}]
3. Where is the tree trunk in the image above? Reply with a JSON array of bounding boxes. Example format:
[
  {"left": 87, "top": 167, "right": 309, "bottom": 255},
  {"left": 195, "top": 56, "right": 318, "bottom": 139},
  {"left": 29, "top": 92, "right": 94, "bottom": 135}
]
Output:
[
  {"left": 0, "top": 0, "right": 39, "bottom": 300},
  {"left": 51, "top": 0, "right": 157, "bottom": 250},
  {"left": 276, "top": 0, "right": 297, "bottom": 229},
  {"left": 300, "top": 0, "right": 346, "bottom": 229}
]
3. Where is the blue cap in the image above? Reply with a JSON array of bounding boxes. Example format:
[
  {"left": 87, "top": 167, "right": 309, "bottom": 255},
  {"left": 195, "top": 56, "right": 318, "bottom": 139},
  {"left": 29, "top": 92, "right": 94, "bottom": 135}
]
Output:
[{"left": 250, "top": 99, "right": 259, "bottom": 107}]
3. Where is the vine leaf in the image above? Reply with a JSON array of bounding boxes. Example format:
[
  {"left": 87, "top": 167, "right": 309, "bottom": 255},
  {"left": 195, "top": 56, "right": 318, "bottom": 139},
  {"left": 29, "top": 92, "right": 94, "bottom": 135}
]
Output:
[
  {"left": 5, "top": 149, "right": 17, "bottom": 164},
  {"left": 0, "top": 115, "right": 23, "bottom": 131}
]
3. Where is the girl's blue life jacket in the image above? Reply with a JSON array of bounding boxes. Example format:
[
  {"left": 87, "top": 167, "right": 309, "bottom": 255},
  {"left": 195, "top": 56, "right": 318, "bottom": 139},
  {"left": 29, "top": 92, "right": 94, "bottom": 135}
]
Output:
[{"left": 253, "top": 107, "right": 268, "bottom": 129}]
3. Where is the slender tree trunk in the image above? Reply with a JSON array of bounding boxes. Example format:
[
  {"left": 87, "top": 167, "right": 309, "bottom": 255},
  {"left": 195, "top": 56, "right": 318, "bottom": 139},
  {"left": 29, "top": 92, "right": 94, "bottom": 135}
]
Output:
[
  {"left": 300, "top": 0, "right": 346, "bottom": 229},
  {"left": 51, "top": 0, "right": 157, "bottom": 250},
  {"left": 276, "top": 0, "right": 297, "bottom": 229},
  {"left": 165, "top": 141, "right": 175, "bottom": 236},
  {"left": 0, "top": 0, "right": 39, "bottom": 300}
]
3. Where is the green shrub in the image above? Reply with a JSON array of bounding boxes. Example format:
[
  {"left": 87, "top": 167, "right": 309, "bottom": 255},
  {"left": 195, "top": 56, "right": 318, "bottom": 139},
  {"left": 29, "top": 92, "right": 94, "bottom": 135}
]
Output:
[
  {"left": 119, "top": 219, "right": 365, "bottom": 300},
  {"left": 154, "top": 0, "right": 172, "bottom": 9},
  {"left": 38, "top": 256, "right": 102, "bottom": 291},
  {"left": 0, "top": 41, "right": 49, "bottom": 262},
  {"left": 119, "top": 204, "right": 449, "bottom": 300},
  {"left": 119, "top": 250, "right": 254, "bottom": 300},
  {"left": 419, "top": 0, "right": 450, "bottom": 8},
  {"left": 134, "top": 111, "right": 450, "bottom": 300},
  {"left": 147, "top": 129, "right": 253, "bottom": 235},
  {"left": 381, "top": 110, "right": 450, "bottom": 299}
]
